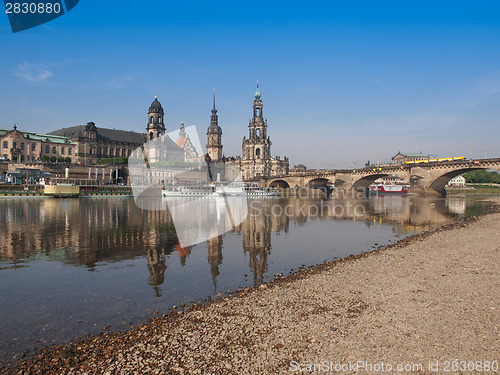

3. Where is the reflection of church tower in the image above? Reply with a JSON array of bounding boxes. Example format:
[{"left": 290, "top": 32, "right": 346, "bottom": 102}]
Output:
[
  {"left": 146, "top": 247, "right": 167, "bottom": 298},
  {"left": 242, "top": 209, "right": 272, "bottom": 286},
  {"left": 207, "top": 234, "right": 223, "bottom": 288},
  {"left": 206, "top": 91, "right": 223, "bottom": 162},
  {"left": 147, "top": 95, "right": 166, "bottom": 141}
]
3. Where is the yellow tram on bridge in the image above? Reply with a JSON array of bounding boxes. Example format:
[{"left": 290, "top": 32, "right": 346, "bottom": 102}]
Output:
[{"left": 405, "top": 156, "right": 466, "bottom": 165}]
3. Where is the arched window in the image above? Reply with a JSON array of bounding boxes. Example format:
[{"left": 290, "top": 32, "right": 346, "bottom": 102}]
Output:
[
  {"left": 256, "top": 129, "right": 260, "bottom": 139},
  {"left": 150, "top": 116, "right": 153, "bottom": 123},
  {"left": 256, "top": 148, "right": 260, "bottom": 158},
  {"left": 150, "top": 132, "right": 153, "bottom": 140}
]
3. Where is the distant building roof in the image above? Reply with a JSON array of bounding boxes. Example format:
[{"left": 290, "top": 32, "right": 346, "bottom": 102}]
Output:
[
  {"left": 0, "top": 127, "right": 74, "bottom": 145},
  {"left": 394, "top": 152, "right": 430, "bottom": 158},
  {"left": 49, "top": 125, "right": 146, "bottom": 144}
]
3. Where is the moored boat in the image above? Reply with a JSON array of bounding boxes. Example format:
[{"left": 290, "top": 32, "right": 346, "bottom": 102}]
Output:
[
  {"left": 216, "top": 182, "right": 279, "bottom": 197},
  {"left": 162, "top": 185, "right": 217, "bottom": 197},
  {"left": 162, "top": 182, "right": 280, "bottom": 198},
  {"left": 44, "top": 183, "right": 80, "bottom": 198},
  {"left": 370, "top": 184, "right": 410, "bottom": 195}
]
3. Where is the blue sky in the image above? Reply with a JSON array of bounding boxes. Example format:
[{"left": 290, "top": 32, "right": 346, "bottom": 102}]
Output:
[{"left": 1, "top": 1, "right": 499, "bottom": 168}]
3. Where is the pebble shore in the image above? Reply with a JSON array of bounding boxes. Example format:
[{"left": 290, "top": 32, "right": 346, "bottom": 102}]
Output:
[{"left": 4, "top": 202, "right": 500, "bottom": 374}]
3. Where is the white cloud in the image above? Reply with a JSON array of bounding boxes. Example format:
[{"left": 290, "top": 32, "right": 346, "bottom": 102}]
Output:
[
  {"left": 14, "top": 62, "right": 53, "bottom": 82},
  {"left": 102, "top": 75, "right": 137, "bottom": 90}
]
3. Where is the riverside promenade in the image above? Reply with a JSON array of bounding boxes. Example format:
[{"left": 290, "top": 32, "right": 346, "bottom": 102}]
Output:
[{"left": 5, "top": 201, "right": 500, "bottom": 374}]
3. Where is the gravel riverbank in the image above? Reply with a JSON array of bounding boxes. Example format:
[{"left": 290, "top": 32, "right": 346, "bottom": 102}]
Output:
[{"left": 4, "top": 202, "right": 500, "bottom": 374}]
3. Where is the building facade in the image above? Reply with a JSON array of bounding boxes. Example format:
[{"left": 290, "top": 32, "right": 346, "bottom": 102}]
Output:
[
  {"left": 0, "top": 125, "right": 75, "bottom": 163},
  {"left": 392, "top": 152, "right": 430, "bottom": 164},
  {"left": 49, "top": 121, "right": 145, "bottom": 165},
  {"left": 50, "top": 97, "right": 197, "bottom": 166},
  {"left": 176, "top": 122, "right": 201, "bottom": 163},
  {"left": 446, "top": 175, "right": 466, "bottom": 187}
]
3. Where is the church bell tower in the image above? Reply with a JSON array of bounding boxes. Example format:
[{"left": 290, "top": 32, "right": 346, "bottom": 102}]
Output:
[
  {"left": 147, "top": 95, "right": 166, "bottom": 141},
  {"left": 206, "top": 90, "right": 223, "bottom": 162},
  {"left": 241, "top": 81, "right": 272, "bottom": 177}
]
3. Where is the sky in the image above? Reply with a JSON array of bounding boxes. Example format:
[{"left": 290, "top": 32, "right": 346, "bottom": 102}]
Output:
[{"left": 1, "top": 1, "right": 499, "bottom": 168}]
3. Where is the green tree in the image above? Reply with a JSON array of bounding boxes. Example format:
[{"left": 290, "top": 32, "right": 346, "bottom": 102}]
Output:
[
  {"left": 50, "top": 156, "right": 57, "bottom": 163},
  {"left": 57, "top": 157, "right": 65, "bottom": 163},
  {"left": 463, "top": 170, "right": 500, "bottom": 183},
  {"left": 42, "top": 155, "right": 49, "bottom": 162},
  {"left": 64, "top": 157, "right": 71, "bottom": 164}
]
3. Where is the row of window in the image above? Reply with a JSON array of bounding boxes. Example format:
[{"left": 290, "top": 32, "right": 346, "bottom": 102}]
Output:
[
  {"left": 2, "top": 140, "right": 72, "bottom": 155},
  {"left": 89, "top": 147, "right": 132, "bottom": 157},
  {"left": 2, "top": 141, "right": 36, "bottom": 151},
  {"left": 10, "top": 155, "right": 37, "bottom": 163}
]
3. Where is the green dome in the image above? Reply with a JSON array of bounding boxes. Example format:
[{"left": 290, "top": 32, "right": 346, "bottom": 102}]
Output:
[{"left": 254, "top": 80, "right": 261, "bottom": 100}]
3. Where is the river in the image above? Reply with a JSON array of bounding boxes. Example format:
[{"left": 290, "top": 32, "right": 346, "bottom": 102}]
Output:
[{"left": 0, "top": 194, "right": 486, "bottom": 365}]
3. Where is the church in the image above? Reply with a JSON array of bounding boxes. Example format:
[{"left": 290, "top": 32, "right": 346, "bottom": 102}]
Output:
[
  {"left": 208, "top": 82, "right": 289, "bottom": 180},
  {"left": 49, "top": 83, "right": 288, "bottom": 182}
]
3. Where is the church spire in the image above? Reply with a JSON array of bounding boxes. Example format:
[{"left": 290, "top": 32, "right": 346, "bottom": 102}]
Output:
[
  {"left": 211, "top": 89, "right": 218, "bottom": 123},
  {"left": 213, "top": 88, "right": 216, "bottom": 111},
  {"left": 207, "top": 89, "right": 222, "bottom": 162},
  {"left": 255, "top": 80, "right": 261, "bottom": 100}
]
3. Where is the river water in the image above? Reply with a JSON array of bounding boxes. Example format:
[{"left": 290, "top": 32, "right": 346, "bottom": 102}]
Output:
[{"left": 0, "top": 194, "right": 486, "bottom": 364}]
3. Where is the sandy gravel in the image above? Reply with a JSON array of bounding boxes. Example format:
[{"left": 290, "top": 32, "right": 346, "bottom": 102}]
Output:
[{"left": 6, "top": 205, "right": 500, "bottom": 374}]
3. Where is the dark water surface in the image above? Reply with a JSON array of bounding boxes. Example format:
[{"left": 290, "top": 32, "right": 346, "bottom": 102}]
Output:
[{"left": 0, "top": 195, "right": 486, "bottom": 364}]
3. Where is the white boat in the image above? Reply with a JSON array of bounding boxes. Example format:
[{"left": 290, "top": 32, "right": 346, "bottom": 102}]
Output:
[
  {"left": 369, "top": 184, "right": 410, "bottom": 194},
  {"left": 162, "top": 182, "right": 279, "bottom": 198},
  {"left": 162, "top": 185, "right": 217, "bottom": 197},
  {"left": 216, "top": 182, "right": 279, "bottom": 197}
]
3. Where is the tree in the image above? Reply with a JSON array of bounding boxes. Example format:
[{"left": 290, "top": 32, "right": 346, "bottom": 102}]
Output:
[
  {"left": 50, "top": 156, "right": 57, "bottom": 163},
  {"left": 57, "top": 157, "right": 65, "bottom": 163},
  {"left": 65, "top": 157, "right": 71, "bottom": 164},
  {"left": 42, "top": 155, "right": 49, "bottom": 162},
  {"left": 463, "top": 170, "right": 500, "bottom": 184}
]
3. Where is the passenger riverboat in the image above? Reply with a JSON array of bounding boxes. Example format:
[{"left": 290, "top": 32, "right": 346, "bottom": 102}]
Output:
[
  {"left": 369, "top": 184, "right": 410, "bottom": 195},
  {"left": 162, "top": 182, "right": 279, "bottom": 198}
]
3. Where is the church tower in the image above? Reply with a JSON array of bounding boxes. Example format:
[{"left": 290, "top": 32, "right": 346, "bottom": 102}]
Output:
[
  {"left": 241, "top": 81, "right": 273, "bottom": 177},
  {"left": 206, "top": 90, "right": 223, "bottom": 161},
  {"left": 147, "top": 95, "right": 166, "bottom": 141}
]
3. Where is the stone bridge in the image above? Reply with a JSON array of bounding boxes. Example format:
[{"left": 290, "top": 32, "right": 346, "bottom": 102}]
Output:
[{"left": 254, "top": 158, "right": 500, "bottom": 196}]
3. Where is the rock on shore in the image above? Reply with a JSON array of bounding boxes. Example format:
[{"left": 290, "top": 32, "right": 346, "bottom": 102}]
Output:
[{"left": 5, "top": 209, "right": 500, "bottom": 374}]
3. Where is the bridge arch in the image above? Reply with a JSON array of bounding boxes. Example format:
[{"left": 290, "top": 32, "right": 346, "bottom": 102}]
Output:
[
  {"left": 351, "top": 174, "right": 389, "bottom": 192},
  {"left": 268, "top": 179, "right": 290, "bottom": 188},
  {"left": 305, "top": 178, "right": 333, "bottom": 195},
  {"left": 428, "top": 168, "right": 484, "bottom": 195},
  {"left": 306, "top": 178, "right": 331, "bottom": 189}
]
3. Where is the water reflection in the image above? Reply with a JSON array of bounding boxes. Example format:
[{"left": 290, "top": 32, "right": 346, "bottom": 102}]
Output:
[
  {"left": 0, "top": 195, "right": 485, "bottom": 364},
  {"left": 0, "top": 196, "right": 481, "bottom": 284}
]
